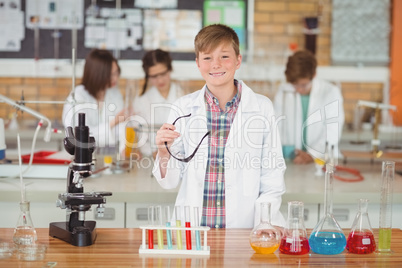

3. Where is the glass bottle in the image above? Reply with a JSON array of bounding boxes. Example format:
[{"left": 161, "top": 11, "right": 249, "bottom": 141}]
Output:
[
  {"left": 309, "top": 164, "right": 346, "bottom": 255},
  {"left": 280, "top": 201, "right": 310, "bottom": 255},
  {"left": 13, "top": 201, "right": 37, "bottom": 247},
  {"left": 377, "top": 161, "right": 395, "bottom": 253},
  {"left": 346, "top": 199, "right": 376, "bottom": 254},
  {"left": 250, "top": 202, "right": 281, "bottom": 254}
]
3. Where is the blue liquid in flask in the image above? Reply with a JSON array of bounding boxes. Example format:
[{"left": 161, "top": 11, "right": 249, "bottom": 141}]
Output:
[{"left": 309, "top": 232, "right": 346, "bottom": 255}]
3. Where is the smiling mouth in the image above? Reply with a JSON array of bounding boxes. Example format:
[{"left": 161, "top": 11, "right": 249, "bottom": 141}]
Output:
[{"left": 209, "top": 72, "right": 226, "bottom": 77}]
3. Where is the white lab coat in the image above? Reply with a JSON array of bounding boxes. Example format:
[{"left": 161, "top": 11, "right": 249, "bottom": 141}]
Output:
[
  {"left": 132, "top": 83, "right": 183, "bottom": 156},
  {"left": 273, "top": 78, "right": 345, "bottom": 159},
  {"left": 62, "top": 85, "right": 124, "bottom": 148},
  {"left": 153, "top": 80, "right": 286, "bottom": 228}
]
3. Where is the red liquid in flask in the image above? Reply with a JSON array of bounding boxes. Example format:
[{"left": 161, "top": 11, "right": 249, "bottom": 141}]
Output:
[
  {"left": 346, "top": 232, "right": 376, "bottom": 254},
  {"left": 279, "top": 236, "right": 310, "bottom": 255}
]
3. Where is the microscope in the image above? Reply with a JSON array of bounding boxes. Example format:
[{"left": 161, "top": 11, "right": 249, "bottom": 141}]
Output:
[{"left": 49, "top": 113, "right": 112, "bottom": 247}]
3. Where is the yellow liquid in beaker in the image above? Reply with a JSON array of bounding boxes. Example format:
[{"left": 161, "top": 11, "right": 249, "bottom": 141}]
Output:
[{"left": 250, "top": 242, "right": 279, "bottom": 254}]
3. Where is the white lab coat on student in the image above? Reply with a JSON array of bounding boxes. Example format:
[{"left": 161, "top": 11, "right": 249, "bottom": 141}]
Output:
[
  {"left": 153, "top": 80, "right": 286, "bottom": 228},
  {"left": 62, "top": 85, "right": 124, "bottom": 148},
  {"left": 273, "top": 78, "right": 344, "bottom": 159},
  {"left": 133, "top": 82, "right": 183, "bottom": 157}
]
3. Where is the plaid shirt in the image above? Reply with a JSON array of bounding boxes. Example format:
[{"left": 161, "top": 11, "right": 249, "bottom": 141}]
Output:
[{"left": 201, "top": 80, "right": 242, "bottom": 228}]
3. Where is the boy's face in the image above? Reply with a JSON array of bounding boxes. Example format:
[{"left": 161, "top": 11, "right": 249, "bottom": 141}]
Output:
[
  {"left": 292, "top": 78, "right": 312, "bottom": 95},
  {"left": 196, "top": 42, "right": 241, "bottom": 91}
]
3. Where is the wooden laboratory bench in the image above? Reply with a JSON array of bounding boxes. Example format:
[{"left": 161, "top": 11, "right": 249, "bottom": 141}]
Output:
[{"left": 1, "top": 228, "right": 401, "bottom": 267}]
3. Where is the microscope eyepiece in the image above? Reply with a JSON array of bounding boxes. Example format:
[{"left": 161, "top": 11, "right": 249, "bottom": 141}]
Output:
[{"left": 78, "top": 113, "right": 85, "bottom": 126}]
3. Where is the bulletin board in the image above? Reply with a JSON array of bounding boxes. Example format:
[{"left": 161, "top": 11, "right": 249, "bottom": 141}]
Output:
[{"left": 0, "top": 0, "right": 247, "bottom": 61}]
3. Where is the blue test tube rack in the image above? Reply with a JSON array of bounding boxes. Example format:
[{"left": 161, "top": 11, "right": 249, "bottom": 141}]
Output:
[{"left": 138, "top": 225, "right": 210, "bottom": 255}]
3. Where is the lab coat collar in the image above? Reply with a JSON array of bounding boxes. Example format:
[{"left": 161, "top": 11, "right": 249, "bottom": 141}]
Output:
[{"left": 193, "top": 80, "right": 260, "bottom": 114}]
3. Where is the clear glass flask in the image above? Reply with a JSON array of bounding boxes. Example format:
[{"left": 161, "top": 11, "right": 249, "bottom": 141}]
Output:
[
  {"left": 13, "top": 201, "right": 37, "bottom": 247},
  {"left": 309, "top": 164, "right": 346, "bottom": 255},
  {"left": 279, "top": 201, "right": 310, "bottom": 255},
  {"left": 346, "top": 199, "right": 376, "bottom": 254},
  {"left": 250, "top": 202, "right": 281, "bottom": 254},
  {"left": 377, "top": 161, "right": 395, "bottom": 253}
]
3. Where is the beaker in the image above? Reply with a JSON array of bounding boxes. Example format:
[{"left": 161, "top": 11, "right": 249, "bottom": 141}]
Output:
[
  {"left": 13, "top": 201, "right": 37, "bottom": 247},
  {"left": 279, "top": 201, "right": 310, "bottom": 255},
  {"left": 250, "top": 202, "right": 281, "bottom": 254},
  {"left": 346, "top": 199, "right": 376, "bottom": 254},
  {"left": 377, "top": 161, "right": 395, "bottom": 253},
  {"left": 309, "top": 164, "right": 346, "bottom": 255}
]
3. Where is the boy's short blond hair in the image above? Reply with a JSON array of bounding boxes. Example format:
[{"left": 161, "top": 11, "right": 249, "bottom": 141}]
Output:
[{"left": 194, "top": 24, "right": 240, "bottom": 58}]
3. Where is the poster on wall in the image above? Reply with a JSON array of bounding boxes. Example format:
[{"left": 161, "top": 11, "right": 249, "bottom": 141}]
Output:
[
  {"left": 143, "top": 9, "right": 202, "bottom": 52},
  {"left": 203, "top": 1, "right": 246, "bottom": 52},
  {"left": 135, "top": 0, "right": 178, "bottom": 9},
  {"left": 0, "top": 0, "right": 24, "bottom": 51},
  {"left": 85, "top": 8, "right": 143, "bottom": 51},
  {"left": 26, "top": 0, "right": 84, "bottom": 29}
]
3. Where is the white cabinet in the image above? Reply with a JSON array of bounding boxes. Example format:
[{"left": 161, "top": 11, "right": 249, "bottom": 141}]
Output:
[
  {"left": 0, "top": 201, "right": 125, "bottom": 228},
  {"left": 318, "top": 203, "right": 402, "bottom": 229},
  {"left": 126, "top": 202, "right": 175, "bottom": 228},
  {"left": 280, "top": 203, "right": 319, "bottom": 229}
]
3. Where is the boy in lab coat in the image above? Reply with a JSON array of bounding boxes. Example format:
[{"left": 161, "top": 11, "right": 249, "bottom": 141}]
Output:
[
  {"left": 274, "top": 50, "right": 345, "bottom": 164},
  {"left": 153, "top": 24, "right": 286, "bottom": 229}
]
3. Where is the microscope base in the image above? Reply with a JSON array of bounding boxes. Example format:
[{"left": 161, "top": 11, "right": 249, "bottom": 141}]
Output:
[{"left": 49, "top": 221, "right": 97, "bottom": 247}]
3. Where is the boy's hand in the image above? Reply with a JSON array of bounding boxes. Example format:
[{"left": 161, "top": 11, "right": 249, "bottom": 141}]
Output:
[
  {"left": 293, "top": 149, "right": 314, "bottom": 165},
  {"left": 156, "top": 123, "right": 180, "bottom": 158}
]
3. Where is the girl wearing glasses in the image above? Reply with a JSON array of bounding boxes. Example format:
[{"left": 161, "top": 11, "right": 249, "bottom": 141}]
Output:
[
  {"left": 62, "top": 49, "right": 128, "bottom": 148},
  {"left": 274, "top": 50, "right": 345, "bottom": 164},
  {"left": 132, "top": 49, "right": 184, "bottom": 159}
]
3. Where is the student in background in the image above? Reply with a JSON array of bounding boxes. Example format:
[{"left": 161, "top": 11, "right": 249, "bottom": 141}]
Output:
[
  {"left": 132, "top": 49, "right": 184, "bottom": 159},
  {"left": 274, "top": 50, "right": 345, "bottom": 164},
  {"left": 62, "top": 49, "right": 128, "bottom": 148},
  {"left": 153, "top": 24, "right": 286, "bottom": 229}
]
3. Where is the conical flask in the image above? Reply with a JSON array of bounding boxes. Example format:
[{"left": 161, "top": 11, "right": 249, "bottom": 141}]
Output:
[
  {"left": 13, "top": 201, "right": 37, "bottom": 247},
  {"left": 250, "top": 202, "right": 281, "bottom": 254},
  {"left": 279, "top": 201, "right": 310, "bottom": 255},
  {"left": 309, "top": 164, "right": 346, "bottom": 255},
  {"left": 346, "top": 199, "right": 376, "bottom": 254}
]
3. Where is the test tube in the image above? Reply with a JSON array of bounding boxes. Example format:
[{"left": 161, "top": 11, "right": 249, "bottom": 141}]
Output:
[
  {"left": 378, "top": 161, "right": 395, "bottom": 253},
  {"left": 194, "top": 207, "right": 201, "bottom": 250},
  {"left": 164, "top": 206, "right": 173, "bottom": 249},
  {"left": 175, "top": 206, "right": 183, "bottom": 250},
  {"left": 156, "top": 206, "right": 164, "bottom": 249},
  {"left": 185, "top": 206, "right": 192, "bottom": 250},
  {"left": 148, "top": 206, "right": 154, "bottom": 249}
]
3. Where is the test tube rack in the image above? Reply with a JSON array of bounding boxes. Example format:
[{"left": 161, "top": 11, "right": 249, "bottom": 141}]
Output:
[{"left": 139, "top": 225, "right": 210, "bottom": 255}]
